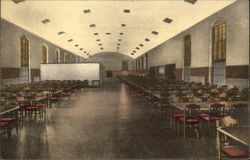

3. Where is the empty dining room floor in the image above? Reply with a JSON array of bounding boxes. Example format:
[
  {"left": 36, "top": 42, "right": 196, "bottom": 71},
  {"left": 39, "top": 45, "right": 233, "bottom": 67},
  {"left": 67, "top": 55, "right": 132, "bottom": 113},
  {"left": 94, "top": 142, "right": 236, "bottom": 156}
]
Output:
[{"left": 1, "top": 78, "right": 217, "bottom": 160}]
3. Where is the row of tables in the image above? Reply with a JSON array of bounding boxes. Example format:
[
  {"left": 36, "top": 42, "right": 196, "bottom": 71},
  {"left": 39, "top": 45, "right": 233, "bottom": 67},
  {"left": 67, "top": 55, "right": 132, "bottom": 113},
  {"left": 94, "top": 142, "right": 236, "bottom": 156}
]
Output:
[
  {"left": 0, "top": 80, "right": 87, "bottom": 138},
  {"left": 120, "top": 76, "right": 249, "bottom": 160}
]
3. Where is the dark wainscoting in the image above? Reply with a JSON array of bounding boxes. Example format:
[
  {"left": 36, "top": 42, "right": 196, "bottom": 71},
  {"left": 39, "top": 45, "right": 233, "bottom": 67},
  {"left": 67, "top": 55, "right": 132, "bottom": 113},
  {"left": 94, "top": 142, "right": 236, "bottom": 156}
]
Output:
[
  {"left": 165, "top": 64, "right": 176, "bottom": 80},
  {"left": 1, "top": 67, "right": 20, "bottom": 79},
  {"left": 226, "top": 65, "right": 248, "bottom": 79},
  {"left": 175, "top": 68, "right": 182, "bottom": 81},
  {"left": 31, "top": 68, "right": 40, "bottom": 82},
  {"left": 31, "top": 68, "right": 40, "bottom": 77},
  {"left": 191, "top": 67, "right": 209, "bottom": 83}
]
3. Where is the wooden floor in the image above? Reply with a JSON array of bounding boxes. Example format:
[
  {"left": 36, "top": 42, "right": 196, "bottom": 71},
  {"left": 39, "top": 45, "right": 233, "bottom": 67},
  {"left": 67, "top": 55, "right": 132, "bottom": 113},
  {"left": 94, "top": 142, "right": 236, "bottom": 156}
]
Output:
[{"left": 1, "top": 79, "right": 218, "bottom": 159}]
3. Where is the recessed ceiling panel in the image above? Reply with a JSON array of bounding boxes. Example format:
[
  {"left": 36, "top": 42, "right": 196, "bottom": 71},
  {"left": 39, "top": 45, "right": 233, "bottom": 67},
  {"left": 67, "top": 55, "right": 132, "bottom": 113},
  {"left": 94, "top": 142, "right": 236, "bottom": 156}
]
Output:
[{"left": 1, "top": 0, "right": 236, "bottom": 59}]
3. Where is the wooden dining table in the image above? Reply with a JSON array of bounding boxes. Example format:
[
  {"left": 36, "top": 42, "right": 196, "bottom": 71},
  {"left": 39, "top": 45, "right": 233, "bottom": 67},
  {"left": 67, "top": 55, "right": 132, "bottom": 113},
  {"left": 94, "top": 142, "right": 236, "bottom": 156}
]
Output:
[
  {"left": 0, "top": 105, "right": 20, "bottom": 123},
  {"left": 216, "top": 125, "right": 250, "bottom": 160}
]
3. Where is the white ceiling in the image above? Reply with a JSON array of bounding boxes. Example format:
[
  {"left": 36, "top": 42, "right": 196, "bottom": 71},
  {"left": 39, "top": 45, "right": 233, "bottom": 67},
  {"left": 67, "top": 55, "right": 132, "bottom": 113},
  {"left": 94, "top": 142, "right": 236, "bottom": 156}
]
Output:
[{"left": 1, "top": 0, "right": 236, "bottom": 59}]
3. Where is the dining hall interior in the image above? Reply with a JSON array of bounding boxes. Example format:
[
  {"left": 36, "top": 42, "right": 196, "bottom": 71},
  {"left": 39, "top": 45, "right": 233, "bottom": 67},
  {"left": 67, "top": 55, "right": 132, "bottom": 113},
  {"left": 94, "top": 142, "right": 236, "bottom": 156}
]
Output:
[{"left": 0, "top": 0, "right": 249, "bottom": 159}]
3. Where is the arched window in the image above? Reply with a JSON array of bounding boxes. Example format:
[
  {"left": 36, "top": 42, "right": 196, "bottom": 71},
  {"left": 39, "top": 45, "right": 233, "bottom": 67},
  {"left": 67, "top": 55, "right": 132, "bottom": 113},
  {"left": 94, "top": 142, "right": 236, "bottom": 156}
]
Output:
[
  {"left": 212, "top": 21, "right": 226, "bottom": 62},
  {"left": 61, "top": 52, "right": 64, "bottom": 63},
  {"left": 135, "top": 59, "right": 138, "bottom": 72},
  {"left": 42, "top": 44, "right": 48, "bottom": 63},
  {"left": 20, "top": 35, "right": 30, "bottom": 83},
  {"left": 20, "top": 35, "right": 29, "bottom": 68},
  {"left": 66, "top": 54, "right": 70, "bottom": 63},
  {"left": 122, "top": 61, "right": 128, "bottom": 71},
  {"left": 141, "top": 57, "right": 144, "bottom": 71},
  {"left": 184, "top": 35, "right": 191, "bottom": 67},
  {"left": 71, "top": 55, "right": 74, "bottom": 63},
  {"left": 183, "top": 34, "right": 191, "bottom": 81},
  {"left": 64, "top": 53, "right": 67, "bottom": 63},
  {"left": 212, "top": 21, "right": 226, "bottom": 86},
  {"left": 55, "top": 49, "right": 60, "bottom": 64}
]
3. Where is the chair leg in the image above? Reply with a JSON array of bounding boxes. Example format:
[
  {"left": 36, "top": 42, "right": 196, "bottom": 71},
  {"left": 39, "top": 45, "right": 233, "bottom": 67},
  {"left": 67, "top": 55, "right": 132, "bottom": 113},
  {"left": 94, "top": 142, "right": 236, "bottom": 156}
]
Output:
[
  {"left": 177, "top": 120, "right": 180, "bottom": 135},
  {"left": 7, "top": 127, "right": 12, "bottom": 139},
  {"left": 200, "top": 120, "right": 203, "bottom": 133},
  {"left": 208, "top": 120, "right": 211, "bottom": 136},
  {"left": 195, "top": 125, "right": 199, "bottom": 139},
  {"left": 183, "top": 123, "right": 186, "bottom": 139},
  {"left": 173, "top": 118, "right": 176, "bottom": 133},
  {"left": 15, "top": 122, "right": 18, "bottom": 134}
]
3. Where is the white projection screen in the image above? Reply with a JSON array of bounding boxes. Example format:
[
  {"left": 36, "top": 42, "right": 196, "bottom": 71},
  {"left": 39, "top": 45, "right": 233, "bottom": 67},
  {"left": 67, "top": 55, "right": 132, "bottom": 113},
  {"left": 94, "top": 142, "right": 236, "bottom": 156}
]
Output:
[{"left": 41, "top": 63, "right": 101, "bottom": 85}]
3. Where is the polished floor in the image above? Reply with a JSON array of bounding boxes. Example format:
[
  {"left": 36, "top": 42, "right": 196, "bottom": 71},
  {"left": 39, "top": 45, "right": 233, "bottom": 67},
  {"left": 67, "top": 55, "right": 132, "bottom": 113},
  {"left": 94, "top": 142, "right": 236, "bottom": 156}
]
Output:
[{"left": 1, "top": 79, "right": 218, "bottom": 159}]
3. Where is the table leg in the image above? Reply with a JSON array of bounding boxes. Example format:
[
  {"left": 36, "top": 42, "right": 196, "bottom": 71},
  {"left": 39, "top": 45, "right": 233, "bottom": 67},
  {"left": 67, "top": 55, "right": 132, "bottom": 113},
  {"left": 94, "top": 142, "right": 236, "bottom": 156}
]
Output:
[
  {"left": 170, "top": 104, "right": 172, "bottom": 129},
  {"left": 216, "top": 129, "right": 221, "bottom": 160}
]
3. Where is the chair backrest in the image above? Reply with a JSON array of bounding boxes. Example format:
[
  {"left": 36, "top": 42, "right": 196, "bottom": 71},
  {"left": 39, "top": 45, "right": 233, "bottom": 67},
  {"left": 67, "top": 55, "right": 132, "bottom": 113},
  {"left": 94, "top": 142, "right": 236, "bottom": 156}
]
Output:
[
  {"left": 210, "top": 103, "right": 225, "bottom": 115},
  {"left": 232, "top": 103, "right": 248, "bottom": 112},
  {"left": 186, "top": 104, "right": 200, "bottom": 117}
]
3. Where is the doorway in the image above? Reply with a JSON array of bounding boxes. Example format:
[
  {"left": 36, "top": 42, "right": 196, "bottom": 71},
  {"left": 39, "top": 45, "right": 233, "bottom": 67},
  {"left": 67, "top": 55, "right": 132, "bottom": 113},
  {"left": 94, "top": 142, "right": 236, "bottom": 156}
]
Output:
[{"left": 106, "top": 71, "right": 113, "bottom": 77}]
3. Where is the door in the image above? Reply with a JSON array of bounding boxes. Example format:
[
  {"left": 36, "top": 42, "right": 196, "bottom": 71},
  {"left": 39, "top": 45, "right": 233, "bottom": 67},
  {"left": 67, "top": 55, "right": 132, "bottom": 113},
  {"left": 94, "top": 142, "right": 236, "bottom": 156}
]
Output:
[{"left": 106, "top": 71, "right": 113, "bottom": 77}]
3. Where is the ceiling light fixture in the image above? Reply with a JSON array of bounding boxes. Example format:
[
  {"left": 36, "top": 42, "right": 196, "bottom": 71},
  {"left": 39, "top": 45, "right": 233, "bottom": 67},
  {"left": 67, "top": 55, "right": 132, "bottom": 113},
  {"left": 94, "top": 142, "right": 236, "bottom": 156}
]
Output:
[
  {"left": 123, "top": 9, "right": 130, "bottom": 13},
  {"left": 163, "top": 18, "right": 173, "bottom": 23},
  {"left": 58, "top": 31, "right": 65, "bottom": 35},
  {"left": 41, "top": 19, "right": 50, "bottom": 24},
  {"left": 12, "top": 0, "right": 25, "bottom": 4},
  {"left": 184, "top": 0, "right": 197, "bottom": 4},
  {"left": 152, "top": 31, "right": 159, "bottom": 35},
  {"left": 83, "top": 9, "right": 91, "bottom": 13}
]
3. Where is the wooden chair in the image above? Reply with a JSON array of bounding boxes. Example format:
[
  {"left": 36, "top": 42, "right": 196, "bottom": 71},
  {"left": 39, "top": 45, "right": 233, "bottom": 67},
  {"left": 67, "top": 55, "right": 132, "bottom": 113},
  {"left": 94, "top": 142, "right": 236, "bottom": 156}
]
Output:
[
  {"left": 199, "top": 103, "right": 228, "bottom": 135},
  {"left": 50, "top": 92, "right": 62, "bottom": 107},
  {"left": 231, "top": 103, "right": 248, "bottom": 123},
  {"left": 177, "top": 104, "right": 200, "bottom": 138},
  {"left": 155, "top": 92, "right": 171, "bottom": 112}
]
